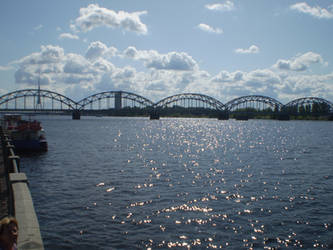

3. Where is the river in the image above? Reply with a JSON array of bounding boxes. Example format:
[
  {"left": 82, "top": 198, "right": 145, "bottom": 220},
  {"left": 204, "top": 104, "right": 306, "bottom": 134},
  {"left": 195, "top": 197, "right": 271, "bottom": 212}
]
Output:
[{"left": 20, "top": 116, "right": 333, "bottom": 249}]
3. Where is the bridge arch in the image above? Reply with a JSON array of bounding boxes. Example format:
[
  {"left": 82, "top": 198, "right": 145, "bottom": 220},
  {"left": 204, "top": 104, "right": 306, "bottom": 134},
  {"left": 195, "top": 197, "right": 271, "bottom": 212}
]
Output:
[
  {"left": 77, "top": 91, "right": 154, "bottom": 110},
  {"left": 225, "top": 95, "right": 283, "bottom": 112},
  {"left": 154, "top": 93, "right": 226, "bottom": 110},
  {"left": 284, "top": 97, "right": 333, "bottom": 114},
  {"left": 0, "top": 89, "right": 78, "bottom": 111}
]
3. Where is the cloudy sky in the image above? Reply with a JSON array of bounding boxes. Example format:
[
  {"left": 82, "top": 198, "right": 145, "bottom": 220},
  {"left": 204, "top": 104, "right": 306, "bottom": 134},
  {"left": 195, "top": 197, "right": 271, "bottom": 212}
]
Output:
[{"left": 1, "top": 0, "right": 333, "bottom": 103}]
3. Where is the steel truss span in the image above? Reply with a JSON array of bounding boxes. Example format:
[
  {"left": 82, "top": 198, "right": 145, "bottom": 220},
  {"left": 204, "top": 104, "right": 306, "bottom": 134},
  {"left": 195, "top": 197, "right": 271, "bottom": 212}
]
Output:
[
  {"left": 155, "top": 93, "right": 226, "bottom": 111},
  {"left": 285, "top": 97, "right": 333, "bottom": 112},
  {"left": 77, "top": 91, "right": 154, "bottom": 110},
  {"left": 225, "top": 95, "right": 283, "bottom": 111},
  {"left": 0, "top": 89, "right": 333, "bottom": 114},
  {"left": 0, "top": 89, "right": 77, "bottom": 110}
]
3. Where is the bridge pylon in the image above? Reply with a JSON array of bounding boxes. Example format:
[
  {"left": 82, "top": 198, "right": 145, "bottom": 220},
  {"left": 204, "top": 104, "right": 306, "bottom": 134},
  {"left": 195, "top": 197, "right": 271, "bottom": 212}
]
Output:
[
  {"left": 149, "top": 109, "right": 160, "bottom": 120},
  {"left": 217, "top": 110, "right": 229, "bottom": 120},
  {"left": 72, "top": 110, "right": 81, "bottom": 120}
]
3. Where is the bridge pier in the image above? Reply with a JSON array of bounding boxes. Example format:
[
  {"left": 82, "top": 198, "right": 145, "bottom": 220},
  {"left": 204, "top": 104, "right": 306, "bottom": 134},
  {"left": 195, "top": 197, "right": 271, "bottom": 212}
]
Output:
[
  {"left": 72, "top": 110, "right": 81, "bottom": 120},
  {"left": 149, "top": 110, "right": 160, "bottom": 120},
  {"left": 277, "top": 113, "right": 290, "bottom": 120},
  {"left": 234, "top": 115, "right": 249, "bottom": 121},
  {"left": 218, "top": 111, "right": 229, "bottom": 120}
]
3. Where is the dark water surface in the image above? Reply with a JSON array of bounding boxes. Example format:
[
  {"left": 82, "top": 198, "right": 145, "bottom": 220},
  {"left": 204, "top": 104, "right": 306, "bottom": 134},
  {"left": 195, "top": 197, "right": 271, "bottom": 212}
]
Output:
[{"left": 20, "top": 116, "right": 333, "bottom": 249}]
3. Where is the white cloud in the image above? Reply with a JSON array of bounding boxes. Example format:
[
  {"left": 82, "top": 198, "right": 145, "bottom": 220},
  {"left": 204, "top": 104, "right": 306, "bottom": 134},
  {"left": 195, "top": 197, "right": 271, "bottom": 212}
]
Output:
[
  {"left": 146, "top": 52, "right": 198, "bottom": 71},
  {"left": 212, "top": 70, "right": 243, "bottom": 83},
  {"left": 123, "top": 46, "right": 198, "bottom": 71},
  {"left": 86, "top": 41, "right": 108, "bottom": 60},
  {"left": 0, "top": 65, "right": 13, "bottom": 71},
  {"left": 235, "top": 45, "right": 259, "bottom": 54},
  {"left": 197, "top": 23, "right": 223, "bottom": 34},
  {"left": 290, "top": 2, "right": 333, "bottom": 19},
  {"left": 13, "top": 45, "right": 101, "bottom": 87},
  {"left": 72, "top": 4, "right": 148, "bottom": 34},
  {"left": 59, "top": 33, "right": 79, "bottom": 40},
  {"left": 279, "top": 73, "right": 333, "bottom": 100},
  {"left": 205, "top": 1, "right": 235, "bottom": 12},
  {"left": 0, "top": 88, "right": 8, "bottom": 96},
  {"left": 63, "top": 54, "right": 90, "bottom": 74},
  {"left": 85, "top": 41, "right": 118, "bottom": 60},
  {"left": 15, "top": 45, "right": 65, "bottom": 66},
  {"left": 34, "top": 24, "right": 43, "bottom": 31},
  {"left": 92, "top": 58, "right": 115, "bottom": 73},
  {"left": 202, "top": 57, "right": 333, "bottom": 103},
  {"left": 274, "top": 52, "right": 325, "bottom": 71},
  {"left": 10, "top": 44, "right": 333, "bottom": 104}
]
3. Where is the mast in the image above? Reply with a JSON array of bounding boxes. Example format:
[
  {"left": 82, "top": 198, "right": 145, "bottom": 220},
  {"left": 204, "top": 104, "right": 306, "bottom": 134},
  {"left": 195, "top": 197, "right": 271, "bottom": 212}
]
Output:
[
  {"left": 37, "top": 76, "right": 41, "bottom": 105},
  {"left": 35, "top": 73, "right": 42, "bottom": 111}
]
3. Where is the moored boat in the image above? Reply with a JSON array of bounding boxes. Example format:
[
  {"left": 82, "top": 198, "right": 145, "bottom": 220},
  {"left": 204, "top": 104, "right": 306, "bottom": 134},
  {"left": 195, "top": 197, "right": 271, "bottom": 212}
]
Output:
[{"left": 1, "top": 114, "right": 48, "bottom": 152}]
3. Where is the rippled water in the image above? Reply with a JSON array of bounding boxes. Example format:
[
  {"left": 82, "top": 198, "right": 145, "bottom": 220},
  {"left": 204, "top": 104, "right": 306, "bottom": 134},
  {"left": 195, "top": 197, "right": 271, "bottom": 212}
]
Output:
[{"left": 20, "top": 116, "right": 333, "bottom": 249}]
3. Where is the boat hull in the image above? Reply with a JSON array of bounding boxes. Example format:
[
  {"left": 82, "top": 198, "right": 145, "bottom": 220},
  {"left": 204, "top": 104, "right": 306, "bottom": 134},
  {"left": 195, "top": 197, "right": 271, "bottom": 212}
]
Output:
[{"left": 13, "top": 139, "right": 48, "bottom": 152}]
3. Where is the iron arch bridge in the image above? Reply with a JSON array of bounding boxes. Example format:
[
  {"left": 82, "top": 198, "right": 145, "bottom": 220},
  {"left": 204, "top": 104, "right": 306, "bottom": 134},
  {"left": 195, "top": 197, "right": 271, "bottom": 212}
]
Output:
[
  {"left": 154, "top": 93, "right": 226, "bottom": 111},
  {"left": 284, "top": 97, "right": 333, "bottom": 114},
  {"left": 0, "top": 89, "right": 77, "bottom": 112},
  {"left": 77, "top": 91, "right": 154, "bottom": 110},
  {"left": 0, "top": 89, "right": 332, "bottom": 119},
  {"left": 225, "top": 95, "right": 284, "bottom": 112}
]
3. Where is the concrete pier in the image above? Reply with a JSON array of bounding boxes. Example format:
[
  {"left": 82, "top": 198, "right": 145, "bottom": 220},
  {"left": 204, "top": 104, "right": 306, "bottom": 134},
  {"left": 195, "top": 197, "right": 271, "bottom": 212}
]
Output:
[
  {"left": 0, "top": 127, "right": 44, "bottom": 250},
  {"left": 0, "top": 139, "right": 11, "bottom": 218}
]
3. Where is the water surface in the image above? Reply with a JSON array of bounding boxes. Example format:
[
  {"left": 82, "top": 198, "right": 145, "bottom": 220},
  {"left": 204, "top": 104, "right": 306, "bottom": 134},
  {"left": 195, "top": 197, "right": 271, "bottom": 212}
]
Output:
[{"left": 21, "top": 116, "right": 333, "bottom": 249}]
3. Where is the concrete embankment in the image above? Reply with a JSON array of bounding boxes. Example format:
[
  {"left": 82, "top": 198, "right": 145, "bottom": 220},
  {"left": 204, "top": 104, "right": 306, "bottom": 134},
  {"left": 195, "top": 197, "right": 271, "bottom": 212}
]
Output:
[{"left": 0, "top": 127, "right": 44, "bottom": 250}]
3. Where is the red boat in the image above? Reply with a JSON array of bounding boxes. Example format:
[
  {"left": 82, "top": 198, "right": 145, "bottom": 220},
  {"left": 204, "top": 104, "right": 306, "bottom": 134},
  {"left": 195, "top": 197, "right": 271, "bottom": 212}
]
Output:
[{"left": 1, "top": 114, "right": 48, "bottom": 152}]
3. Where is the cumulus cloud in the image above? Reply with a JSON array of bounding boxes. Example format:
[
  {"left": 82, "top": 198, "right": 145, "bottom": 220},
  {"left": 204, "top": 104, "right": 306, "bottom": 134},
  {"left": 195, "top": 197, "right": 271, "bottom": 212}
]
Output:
[
  {"left": 14, "top": 45, "right": 65, "bottom": 66},
  {"left": 34, "top": 24, "right": 43, "bottom": 31},
  {"left": 85, "top": 41, "right": 118, "bottom": 61},
  {"left": 10, "top": 43, "right": 333, "bottom": 104},
  {"left": 0, "top": 65, "right": 13, "bottom": 71},
  {"left": 146, "top": 52, "right": 198, "bottom": 71},
  {"left": 92, "top": 58, "right": 115, "bottom": 73},
  {"left": 212, "top": 70, "right": 243, "bottom": 83},
  {"left": 235, "top": 45, "right": 260, "bottom": 54},
  {"left": 204, "top": 67, "right": 333, "bottom": 103},
  {"left": 197, "top": 23, "right": 223, "bottom": 34},
  {"left": 96, "top": 66, "right": 137, "bottom": 91},
  {"left": 279, "top": 73, "right": 333, "bottom": 100},
  {"left": 209, "top": 69, "right": 281, "bottom": 99},
  {"left": 63, "top": 54, "right": 91, "bottom": 74},
  {"left": 123, "top": 46, "right": 198, "bottom": 71},
  {"left": 13, "top": 45, "right": 103, "bottom": 88},
  {"left": 85, "top": 41, "right": 108, "bottom": 60},
  {"left": 72, "top": 4, "right": 148, "bottom": 34},
  {"left": 274, "top": 52, "right": 325, "bottom": 71},
  {"left": 290, "top": 2, "right": 333, "bottom": 19},
  {"left": 12, "top": 44, "right": 201, "bottom": 101},
  {"left": 205, "top": 1, "right": 235, "bottom": 11},
  {"left": 59, "top": 33, "right": 79, "bottom": 40}
]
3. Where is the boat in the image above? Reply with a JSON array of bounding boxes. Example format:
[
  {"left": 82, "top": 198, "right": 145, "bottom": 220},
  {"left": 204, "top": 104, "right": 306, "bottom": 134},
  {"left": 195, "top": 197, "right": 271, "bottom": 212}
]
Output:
[{"left": 1, "top": 114, "right": 48, "bottom": 152}]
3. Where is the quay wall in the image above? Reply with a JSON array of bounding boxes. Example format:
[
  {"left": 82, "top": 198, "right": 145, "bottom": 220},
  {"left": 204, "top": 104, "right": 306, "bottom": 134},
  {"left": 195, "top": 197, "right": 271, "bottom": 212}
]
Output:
[{"left": 0, "top": 127, "right": 44, "bottom": 250}]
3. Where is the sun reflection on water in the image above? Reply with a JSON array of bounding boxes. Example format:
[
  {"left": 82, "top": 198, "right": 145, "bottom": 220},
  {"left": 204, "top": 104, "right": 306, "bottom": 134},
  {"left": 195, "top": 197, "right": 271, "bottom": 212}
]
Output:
[{"left": 25, "top": 118, "right": 333, "bottom": 249}]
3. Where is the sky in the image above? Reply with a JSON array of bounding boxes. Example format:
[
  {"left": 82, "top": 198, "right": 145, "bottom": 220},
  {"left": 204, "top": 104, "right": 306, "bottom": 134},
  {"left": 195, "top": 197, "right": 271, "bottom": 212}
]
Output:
[{"left": 0, "top": 0, "right": 333, "bottom": 104}]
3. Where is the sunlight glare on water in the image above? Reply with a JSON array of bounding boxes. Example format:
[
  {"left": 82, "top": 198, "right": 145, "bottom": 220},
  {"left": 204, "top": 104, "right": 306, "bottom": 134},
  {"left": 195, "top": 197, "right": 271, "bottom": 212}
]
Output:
[{"left": 20, "top": 116, "right": 333, "bottom": 249}]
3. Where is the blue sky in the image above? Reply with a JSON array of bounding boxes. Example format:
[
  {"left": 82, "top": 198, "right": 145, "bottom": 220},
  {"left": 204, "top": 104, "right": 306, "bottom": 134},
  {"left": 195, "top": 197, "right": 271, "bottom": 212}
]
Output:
[{"left": 1, "top": 0, "right": 333, "bottom": 103}]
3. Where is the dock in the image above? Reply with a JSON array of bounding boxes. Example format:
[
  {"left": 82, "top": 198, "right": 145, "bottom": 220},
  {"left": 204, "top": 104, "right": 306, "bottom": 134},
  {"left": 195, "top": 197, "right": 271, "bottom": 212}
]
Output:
[{"left": 0, "top": 127, "right": 44, "bottom": 250}]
